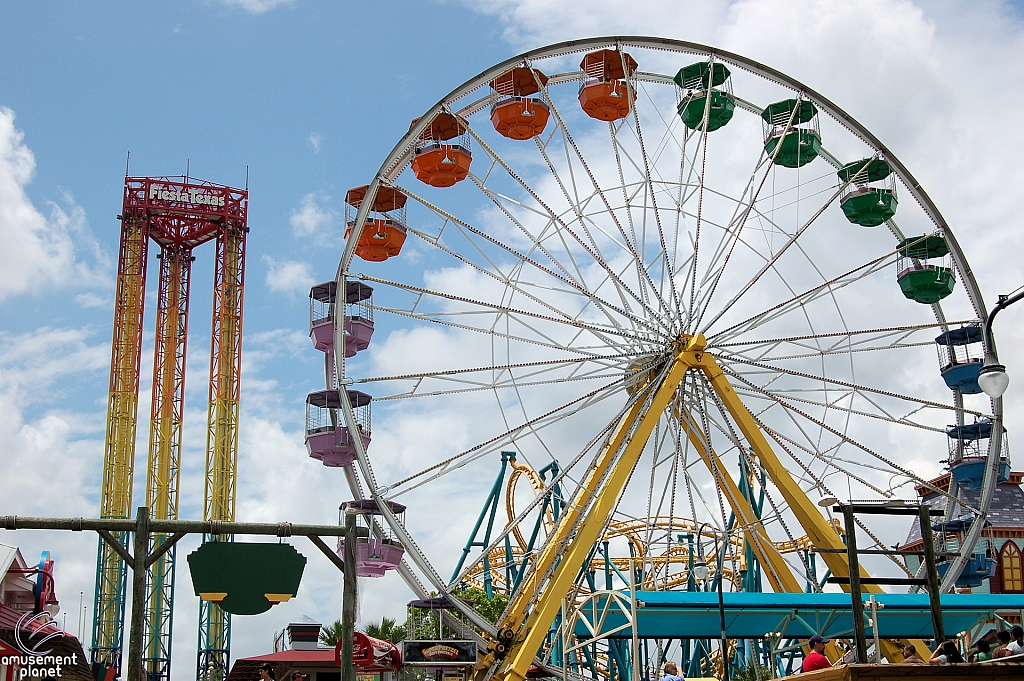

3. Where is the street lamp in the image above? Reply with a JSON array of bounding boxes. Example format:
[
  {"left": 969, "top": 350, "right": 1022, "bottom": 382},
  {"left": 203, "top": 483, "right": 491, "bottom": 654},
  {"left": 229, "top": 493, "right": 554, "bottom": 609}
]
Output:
[
  {"left": 692, "top": 556, "right": 710, "bottom": 582},
  {"left": 696, "top": 523, "right": 729, "bottom": 681},
  {"left": 979, "top": 290, "right": 1024, "bottom": 399}
]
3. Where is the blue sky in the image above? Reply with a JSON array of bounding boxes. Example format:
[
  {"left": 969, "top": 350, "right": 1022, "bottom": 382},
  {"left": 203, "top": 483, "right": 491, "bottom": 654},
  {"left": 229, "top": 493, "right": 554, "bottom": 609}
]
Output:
[{"left": 3, "top": 0, "right": 1024, "bottom": 677}]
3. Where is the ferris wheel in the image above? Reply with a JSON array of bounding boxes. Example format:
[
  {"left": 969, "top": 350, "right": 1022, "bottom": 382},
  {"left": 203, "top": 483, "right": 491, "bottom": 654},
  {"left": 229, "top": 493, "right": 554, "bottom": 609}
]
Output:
[{"left": 312, "top": 37, "right": 1003, "bottom": 677}]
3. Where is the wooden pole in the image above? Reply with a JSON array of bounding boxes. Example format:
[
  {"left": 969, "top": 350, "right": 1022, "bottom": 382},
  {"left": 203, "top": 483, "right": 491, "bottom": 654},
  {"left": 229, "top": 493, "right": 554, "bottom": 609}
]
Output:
[
  {"left": 128, "top": 506, "right": 150, "bottom": 681},
  {"left": 342, "top": 509, "right": 357, "bottom": 681},
  {"left": 919, "top": 506, "right": 945, "bottom": 642},
  {"left": 843, "top": 506, "right": 867, "bottom": 663}
]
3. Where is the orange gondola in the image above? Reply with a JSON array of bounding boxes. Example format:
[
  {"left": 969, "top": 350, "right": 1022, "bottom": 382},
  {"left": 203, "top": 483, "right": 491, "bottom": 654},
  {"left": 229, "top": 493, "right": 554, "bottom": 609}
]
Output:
[
  {"left": 578, "top": 49, "right": 637, "bottom": 122},
  {"left": 344, "top": 185, "right": 408, "bottom": 262},
  {"left": 490, "top": 67, "right": 551, "bottom": 140},
  {"left": 410, "top": 113, "right": 472, "bottom": 187}
]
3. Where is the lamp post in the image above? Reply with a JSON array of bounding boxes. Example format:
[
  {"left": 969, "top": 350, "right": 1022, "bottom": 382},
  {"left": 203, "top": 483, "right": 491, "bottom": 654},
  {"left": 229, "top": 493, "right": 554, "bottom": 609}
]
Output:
[
  {"left": 696, "top": 524, "right": 729, "bottom": 681},
  {"left": 978, "top": 290, "right": 1024, "bottom": 399}
]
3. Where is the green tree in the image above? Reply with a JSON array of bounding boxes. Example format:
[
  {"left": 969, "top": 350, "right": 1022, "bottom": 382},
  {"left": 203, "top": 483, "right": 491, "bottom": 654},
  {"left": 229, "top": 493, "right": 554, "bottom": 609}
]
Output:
[
  {"left": 321, "top": 616, "right": 409, "bottom": 647},
  {"left": 730, "top": 665, "right": 773, "bottom": 681},
  {"left": 364, "top": 616, "right": 407, "bottom": 643},
  {"left": 320, "top": 620, "right": 343, "bottom": 647},
  {"left": 455, "top": 586, "right": 508, "bottom": 625}
]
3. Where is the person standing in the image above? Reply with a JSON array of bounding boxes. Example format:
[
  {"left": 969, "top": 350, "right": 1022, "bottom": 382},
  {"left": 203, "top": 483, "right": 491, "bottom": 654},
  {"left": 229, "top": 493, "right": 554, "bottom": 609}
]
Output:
[
  {"left": 900, "top": 644, "right": 925, "bottom": 663},
  {"left": 660, "top": 661, "right": 685, "bottom": 681},
  {"left": 258, "top": 663, "right": 277, "bottom": 681},
  {"left": 802, "top": 635, "right": 832, "bottom": 672}
]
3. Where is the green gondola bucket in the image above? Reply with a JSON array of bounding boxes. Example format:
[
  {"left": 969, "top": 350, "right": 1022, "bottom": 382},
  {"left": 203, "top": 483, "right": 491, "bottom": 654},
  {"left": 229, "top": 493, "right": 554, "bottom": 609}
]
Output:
[{"left": 187, "top": 542, "right": 307, "bottom": 615}]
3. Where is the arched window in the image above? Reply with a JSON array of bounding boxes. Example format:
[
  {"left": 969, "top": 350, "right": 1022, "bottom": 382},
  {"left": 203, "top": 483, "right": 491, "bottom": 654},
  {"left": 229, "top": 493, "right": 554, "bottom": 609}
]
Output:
[{"left": 1000, "top": 542, "right": 1024, "bottom": 593}]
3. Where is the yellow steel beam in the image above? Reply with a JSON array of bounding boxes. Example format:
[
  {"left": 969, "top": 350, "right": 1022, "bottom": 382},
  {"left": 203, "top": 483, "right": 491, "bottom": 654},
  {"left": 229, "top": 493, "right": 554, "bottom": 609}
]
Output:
[
  {"left": 693, "top": 345, "right": 914, "bottom": 661},
  {"left": 143, "top": 247, "right": 192, "bottom": 671},
  {"left": 499, "top": 337, "right": 703, "bottom": 681},
  {"left": 494, "top": 336, "right": 913, "bottom": 676},
  {"left": 676, "top": 411, "right": 801, "bottom": 593},
  {"left": 693, "top": 349, "right": 872, "bottom": 584},
  {"left": 199, "top": 227, "right": 246, "bottom": 680},
  {"left": 94, "top": 215, "right": 149, "bottom": 661}
]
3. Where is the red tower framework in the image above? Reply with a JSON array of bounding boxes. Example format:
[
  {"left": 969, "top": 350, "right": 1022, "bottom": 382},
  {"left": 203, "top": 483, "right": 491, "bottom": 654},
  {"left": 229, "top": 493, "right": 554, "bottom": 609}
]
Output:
[{"left": 92, "top": 177, "right": 248, "bottom": 681}]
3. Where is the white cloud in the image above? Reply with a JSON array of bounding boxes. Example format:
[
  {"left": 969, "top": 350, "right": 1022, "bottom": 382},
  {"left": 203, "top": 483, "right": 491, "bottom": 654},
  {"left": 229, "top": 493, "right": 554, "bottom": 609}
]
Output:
[
  {"left": 308, "top": 133, "right": 324, "bottom": 154},
  {"left": 0, "top": 326, "right": 110, "bottom": 647},
  {"left": 0, "top": 108, "right": 110, "bottom": 300},
  {"left": 220, "top": 0, "right": 293, "bottom": 14},
  {"left": 289, "top": 192, "right": 336, "bottom": 239},
  {"left": 74, "top": 292, "right": 109, "bottom": 308},
  {"left": 315, "top": 0, "right": 1024, "bottom": 593},
  {"left": 263, "top": 255, "right": 315, "bottom": 296}
]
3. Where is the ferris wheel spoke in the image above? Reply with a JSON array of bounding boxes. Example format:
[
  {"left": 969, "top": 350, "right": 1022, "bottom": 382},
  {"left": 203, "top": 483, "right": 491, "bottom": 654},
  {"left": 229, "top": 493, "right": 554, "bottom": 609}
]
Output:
[
  {"left": 383, "top": 378, "right": 628, "bottom": 499},
  {"left": 393, "top": 182, "right": 665, "bottom": 339},
  {"left": 697, "top": 186, "right": 848, "bottom": 336},
  {"left": 691, "top": 102, "right": 831, "bottom": 333},
  {"left": 708, "top": 249, "right": 896, "bottom": 345},
  {"left": 683, "top": 172, "right": 764, "bottom": 332},
  {"left": 356, "top": 273, "right": 649, "bottom": 351},
  {"left": 466, "top": 128, "right": 620, "bottom": 279},
  {"left": 693, "top": 172, "right": 838, "bottom": 335},
  {"left": 368, "top": 300, "right": 629, "bottom": 358},
  {"left": 733, "top": 381, "right": 944, "bottom": 436},
  {"left": 722, "top": 365, "right": 976, "bottom": 509},
  {"left": 374, "top": 372, "right": 623, "bottom": 402},
  {"left": 493, "top": 128, "right": 671, "bottom": 334},
  {"left": 720, "top": 354, "right": 986, "bottom": 417},
  {"left": 609, "top": 129, "right": 661, "bottom": 317},
  {"left": 535, "top": 78, "right": 677, "bottom": 325},
  {"left": 714, "top": 320, "right": 977, "bottom": 358},
  {"left": 619, "top": 91, "right": 682, "bottom": 327}
]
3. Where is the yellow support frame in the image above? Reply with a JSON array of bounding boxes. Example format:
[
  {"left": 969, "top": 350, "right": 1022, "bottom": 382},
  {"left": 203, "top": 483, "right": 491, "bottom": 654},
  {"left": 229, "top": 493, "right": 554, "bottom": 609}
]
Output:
[
  {"left": 93, "top": 215, "right": 149, "bottom": 666},
  {"left": 496, "top": 335, "right": 905, "bottom": 681},
  {"left": 143, "top": 246, "right": 192, "bottom": 678},
  {"left": 198, "top": 226, "right": 246, "bottom": 681}
]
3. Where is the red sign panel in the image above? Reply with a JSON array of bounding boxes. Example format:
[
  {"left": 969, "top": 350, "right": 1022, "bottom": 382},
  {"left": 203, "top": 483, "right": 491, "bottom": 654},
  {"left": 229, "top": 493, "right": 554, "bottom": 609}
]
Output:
[
  {"left": 122, "top": 176, "right": 247, "bottom": 248},
  {"left": 336, "top": 632, "right": 401, "bottom": 672}
]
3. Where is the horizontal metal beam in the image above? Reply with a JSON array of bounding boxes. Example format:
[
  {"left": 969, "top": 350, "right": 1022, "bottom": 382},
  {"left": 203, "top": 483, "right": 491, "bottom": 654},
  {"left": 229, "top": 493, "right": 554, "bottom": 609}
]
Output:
[
  {"left": 814, "top": 548, "right": 955, "bottom": 557},
  {"left": 832, "top": 505, "right": 943, "bottom": 516},
  {"left": 3, "top": 514, "right": 348, "bottom": 537},
  {"left": 827, "top": 577, "right": 928, "bottom": 586}
]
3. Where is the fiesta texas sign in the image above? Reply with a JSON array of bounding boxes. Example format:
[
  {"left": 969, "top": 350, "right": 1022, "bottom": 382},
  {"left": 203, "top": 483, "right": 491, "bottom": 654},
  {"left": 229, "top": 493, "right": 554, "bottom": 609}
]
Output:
[
  {"left": 124, "top": 177, "right": 247, "bottom": 225},
  {"left": 147, "top": 183, "right": 227, "bottom": 208}
]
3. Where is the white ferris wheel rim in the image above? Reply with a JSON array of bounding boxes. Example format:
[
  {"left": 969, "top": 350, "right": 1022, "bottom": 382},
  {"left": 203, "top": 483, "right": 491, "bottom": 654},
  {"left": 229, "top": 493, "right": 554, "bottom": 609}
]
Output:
[{"left": 329, "top": 36, "right": 1001, "bottom": 618}]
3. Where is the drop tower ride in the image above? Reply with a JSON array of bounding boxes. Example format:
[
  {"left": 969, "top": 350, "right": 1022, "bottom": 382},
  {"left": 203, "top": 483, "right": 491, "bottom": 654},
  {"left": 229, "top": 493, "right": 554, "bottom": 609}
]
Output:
[{"left": 92, "top": 176, "right": 248, "bottom": 681}]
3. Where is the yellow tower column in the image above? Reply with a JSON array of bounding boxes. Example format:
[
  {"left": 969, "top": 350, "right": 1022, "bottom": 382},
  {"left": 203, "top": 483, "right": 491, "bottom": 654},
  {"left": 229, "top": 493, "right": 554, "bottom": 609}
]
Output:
[
  {"left": 93, "top": 214, "right": 150, "bottom": 671},
  {"left": 198, "top": 224, "right": 246, "bottom": 681},
  {"left": 143, "top": 246, "right": 193, "bottom": 680}
]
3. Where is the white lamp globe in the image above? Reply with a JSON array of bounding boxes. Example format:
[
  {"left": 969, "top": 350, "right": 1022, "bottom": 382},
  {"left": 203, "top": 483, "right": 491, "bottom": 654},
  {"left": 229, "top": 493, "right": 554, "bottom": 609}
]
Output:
[
  {"left": 692, "top": 559, "right": 710, "bottom": 582},
  {"left": 978, "top": 363, "right": 1009, "bottom": 399}
]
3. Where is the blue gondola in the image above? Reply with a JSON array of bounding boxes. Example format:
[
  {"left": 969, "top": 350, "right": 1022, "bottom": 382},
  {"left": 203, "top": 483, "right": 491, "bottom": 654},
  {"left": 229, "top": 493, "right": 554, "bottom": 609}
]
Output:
[
  {"left": 935, "top": 325, "right": 983, "bottom": 394},
  {"left": 932, "top": 516, "right": 997, "bottom": 589},
  {"left": 945, "top": 418, "right": 1010, "bottom": 491}
]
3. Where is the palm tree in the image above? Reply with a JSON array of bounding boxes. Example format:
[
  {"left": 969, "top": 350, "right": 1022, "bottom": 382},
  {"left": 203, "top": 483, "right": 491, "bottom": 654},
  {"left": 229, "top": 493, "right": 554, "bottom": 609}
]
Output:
[
  {"left": 363, "top": 617, "right": 407, "bottom": 643},
  {"left": 320, "top": 616, "right": 408, "bottom": 648},
  {"left": 319, "top": 620, "right": 344, "bottom": 648}
]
